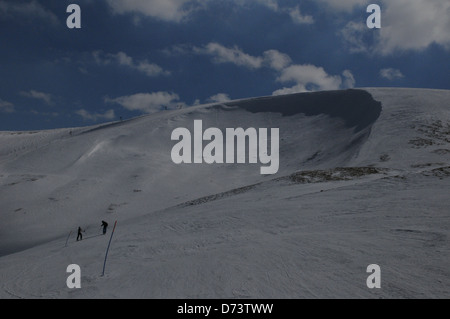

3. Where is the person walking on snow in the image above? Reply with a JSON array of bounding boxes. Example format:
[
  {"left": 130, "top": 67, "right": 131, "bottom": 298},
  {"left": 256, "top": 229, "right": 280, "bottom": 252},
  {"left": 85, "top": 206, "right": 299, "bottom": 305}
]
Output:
[
  {"left": 101, "top": 221, "right": 108, "bottom": 235},
  {"left": 77, "top": 227, "right": 83, "bottom": 241}
]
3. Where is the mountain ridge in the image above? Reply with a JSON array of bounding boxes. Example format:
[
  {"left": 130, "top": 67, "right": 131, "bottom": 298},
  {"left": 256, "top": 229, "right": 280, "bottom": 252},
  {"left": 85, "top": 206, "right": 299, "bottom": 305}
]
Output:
[{"left": 0, "top": 87, "right": 449, "bottom": 298}]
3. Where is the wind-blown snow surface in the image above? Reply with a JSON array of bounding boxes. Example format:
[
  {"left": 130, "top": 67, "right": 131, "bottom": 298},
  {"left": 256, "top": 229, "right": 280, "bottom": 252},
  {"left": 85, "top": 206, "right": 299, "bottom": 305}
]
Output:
[{"left": 0, "top": 88, "right": 449, "bottom": 298}]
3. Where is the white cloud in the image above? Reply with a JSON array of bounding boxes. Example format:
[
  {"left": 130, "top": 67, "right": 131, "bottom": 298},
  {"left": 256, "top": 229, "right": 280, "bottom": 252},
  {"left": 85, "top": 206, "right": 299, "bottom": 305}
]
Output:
[
  {"left": 276, "top": 64, "right": 343, "bottom": 91},
  {"left": 379, "top": 68, "right": 404, "bottom": 81},
  {"left": 93, "top": 51, "right": 170, "bottom": 77},
  {"left": 105, "top": 0, "right": 316, "bottom": 27},
  {"left": 273, "top": 66, "right": 355, "bottom": 95},
  {"left": 161, "top": 44, "right": 192, "bottom": 57},
  {"left": 378, "top": 0, "right": 450, "bottom": 54},
  {"left": 0, "top": 0, "right": 59, "bottom": 25},
  {"left": 207, "top": 93, "right": 231, "bottom": 103},
  {"left": 106, "top": 92, "right": 184, "bottom": 113},
  {"left": 104, "top": 0, "right": 293, "bottom": 24},
  {"left": 105, "top": 0, "right": 203, "bottom": 23},
  {"left": 316, "top": 0, "right": 369, "bottom": 12},
  {"left": 0, "top": 99, "right": 14, "bottom": 113},
  {"left": 340, "top": 21, "right": 371, "bottom": 54},
  {"left": 195, "top": 43, "right": 264, "bottom": 70},
  {"left": 342, "top": 70, "right": 356, "bottom": 88},
  {"left": 263, "top": 50, "right": 292, "bottom": 71},
  {"left": 193, "top": 42, "right": 355, "bottom": 96},
  {"left": 114, "top": 51, "right": 134, "bottom": 66},
  {"left": 288, "top": 6, "right": 314, "bottom": 25},
  {"left": 250, "top": 1, "right": 314, "bottom": 25},
  {"left": 253, "top": 0, "right": 279, "bottom": 12},
  {"left": 136, "top": 61, "right": 169, "bottom": 77},
  {"left": 20, "top": 90, "right": 53, "bottom": 105},
  {"left": 75, "top": 109, "right": 116, "bottom": 122},
  {"left": 338, "top": 0, "right": 450, "bottom": 55},
  {"left": 196, "top": 44, "right": 293, "bottom": 71},
  {"left": 272, "top": 84, "right": 309, "bottom": 96},
  {"left": 93, "top": 51, "right": 116, "bottom": 65}
]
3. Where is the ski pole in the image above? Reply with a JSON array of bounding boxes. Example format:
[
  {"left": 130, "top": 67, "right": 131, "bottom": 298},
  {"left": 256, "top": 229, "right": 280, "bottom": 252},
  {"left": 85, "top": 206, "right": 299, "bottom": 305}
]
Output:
[{"left": 102, "top": 221, "right": 117, "bottom": 277}]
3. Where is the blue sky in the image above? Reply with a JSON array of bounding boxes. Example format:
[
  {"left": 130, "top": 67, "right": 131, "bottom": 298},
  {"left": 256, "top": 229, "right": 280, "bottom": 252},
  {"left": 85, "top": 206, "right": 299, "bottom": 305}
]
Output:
[{"left": 0, "top": 0, "right": 449, "bottom": 131}]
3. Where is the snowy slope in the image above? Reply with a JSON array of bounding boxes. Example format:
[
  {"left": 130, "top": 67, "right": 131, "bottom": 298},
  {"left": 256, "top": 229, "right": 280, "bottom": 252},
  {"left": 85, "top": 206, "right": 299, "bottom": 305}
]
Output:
[{"left": 0, "top": 88, "right": 449, "bottom": 298}]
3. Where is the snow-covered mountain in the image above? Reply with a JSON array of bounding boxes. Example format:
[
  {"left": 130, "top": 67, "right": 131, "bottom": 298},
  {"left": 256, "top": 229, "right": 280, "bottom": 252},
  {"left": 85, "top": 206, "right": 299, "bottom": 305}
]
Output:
[{"left": 0, "top": 88, "right": 449, "bottom": 298}]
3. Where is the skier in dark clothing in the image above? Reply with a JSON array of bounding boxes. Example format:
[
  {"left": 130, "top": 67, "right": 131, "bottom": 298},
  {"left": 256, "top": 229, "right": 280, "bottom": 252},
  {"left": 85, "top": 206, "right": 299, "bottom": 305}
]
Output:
[
  {"left": 77, "top": 227, "right": 83, "bottom": 241},
  {"left": 101, "top": 221, "right": 108, "bottom": 235}
]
